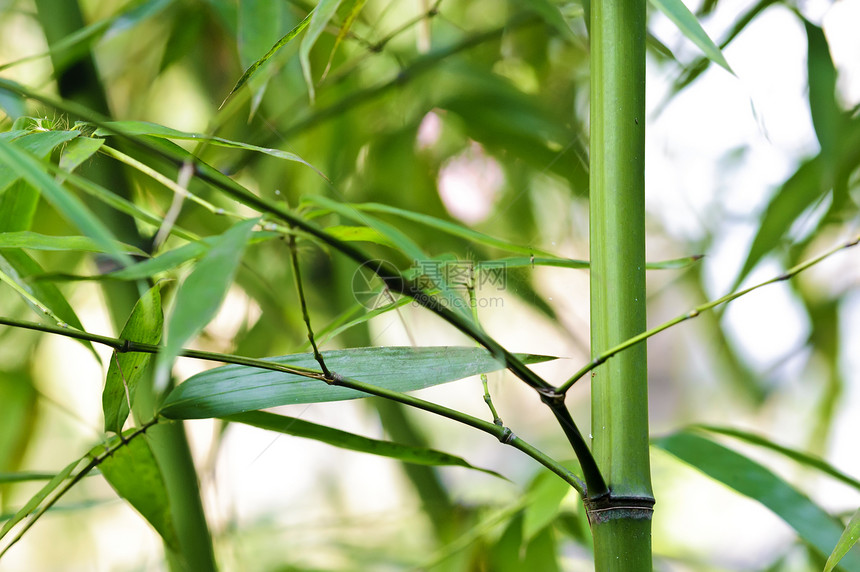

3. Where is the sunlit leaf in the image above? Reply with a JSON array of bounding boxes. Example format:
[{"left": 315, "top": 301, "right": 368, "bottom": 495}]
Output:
[
  {"left": 649, "top": 0, "right": 733, "bottom": 74},
  {"left": 0, "top": 129, "right": 80, "bottom": 193},
  {"left": 0, "top": 138, "right": 132, "bottom": 265},
  {"left": 154, "top": 218, "right": 258, "bottom": 391},
  {"left": 825, "top": 509, "right": 860, "bottom": 572},
  {"left": 160, "top": 346, "right": 554, "bottom": 419},
  {"left": 299, "top": 0, "right": 343, "bottom": 102},
  {"left": 324, "top": 224, "right": 395, "bottom": 247},
  {"left": 0, "top": 231, "right": 145, "bottom": 255},
  {"left": 103, "top": 285, "right": 163, "bottom": 434},
  {"left": 354, "top": 202, "right": 559, "bottom": 257},
  {"left": 803, "top": 18, "right": 840, "bottom": 171},
  {"left": 0, "top": 458, "right": 80, "bottom": 540},
  {"left": 94, "top": 121, "right": 324, "bottom": 178},
  {"left": 92, "top": 433, "right": 179, "bottom": 551},
  {"left": 322, "top": 0, "right": 367, "bottom": 79},
  {"left": 223, "top": 11, "right": 312, "bottom": 106},
  {"left": 227, "top": 410, "right": 506, "bottom": 478},
  {"left": 654, "top": 431, "right": 860, "bottom": 570}
]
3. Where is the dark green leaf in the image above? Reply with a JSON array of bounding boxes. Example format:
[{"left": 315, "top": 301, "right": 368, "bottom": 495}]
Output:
[
  {"left": 803, "top": 19, "right": 840, "bottom": 170},
  {"left": 154, "top": 218, "right": 258, "bottom": 390},
  {"left": 511, "top": 0, "right": 576, "bottom": 41},
  {"left": 696, "top": 426, "right": 860, "bottom": 492},
  {"left": 654, "top": 431, "right": 860, "bottom": 570},
  {"left": 103, "top": 285, "right": 164, "bottom": 434},
  {"left": 93, "top": 433, "right": 179, "bottom": 551},
  {"left": 160, "top": 346, "right": 554, "bottom": 419},
  {"left": 226, "top": 410, "right": 506, "bottom": 478},
  {"left": 825, "top": 509, "right": 860, "bottom": 572}
]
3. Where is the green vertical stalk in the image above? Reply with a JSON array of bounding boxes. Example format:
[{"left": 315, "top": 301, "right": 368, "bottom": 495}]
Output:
[
  {"left": 34, "top": 2, "right": 217, "bottom": 569},
  {"left": 589, "top": 0, "right": 654, "bottom": 568}
]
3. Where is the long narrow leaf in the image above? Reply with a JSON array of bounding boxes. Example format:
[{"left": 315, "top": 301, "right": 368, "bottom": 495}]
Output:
[
  {"left": 654, "top": 431, "right": 860, "bottom": 570},
  {"left": 696, "top": 425, "right": 860, "bottom": 492},
  {"left": 649, "top": 0, "right": 733, "bottom": 74},
  {"left": 227, "top": 410, "right": 506, "bottom": 479},
  {"left": 299, "top": 0, "right": 343, "bottom": 102},
  {"left": 160, "top": 346, "right": 554, "bottom": 419},
  {"left": 0, "top": 458, "right": 80, "bottom": 540},
  {"left": 94, "top": 121, "right": 324, "bottom": 177},
  {"left": 826, "top": 509, "right": 860, "bottom": 572},
  {"left": 154, "top": 218, "right": 258, "bottom": 390},
  {"left": 0, "top": 231, "right": 146, "bottom": 255}
]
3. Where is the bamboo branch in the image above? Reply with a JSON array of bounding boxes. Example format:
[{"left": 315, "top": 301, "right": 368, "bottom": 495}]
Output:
[{"left": 558, "top": 233, "right": 860, "bottom": 394}]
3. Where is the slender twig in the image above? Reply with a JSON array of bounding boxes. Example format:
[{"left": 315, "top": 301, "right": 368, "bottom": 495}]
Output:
[
  {"left": 558, "top": 234, "right": 860, "bottom": 394},
  {"left": 288, "top": 233, "right": 331, "bottom": 378},
  {"left": 0, "top": 315, "right": 585, "bottom": 494},
  {"left": 467, "top": 278, "right": 502, "bottom": 425},
  {"left": 0, "top": 72, "right": 603, "bottom": 493}
]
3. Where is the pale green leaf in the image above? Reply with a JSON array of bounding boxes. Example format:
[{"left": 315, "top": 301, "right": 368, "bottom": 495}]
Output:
[
  {"left": 299, "top": 0, "right": 343, "bottom": 102},
  {"left": 825, "top": 509, "right": 860, "bottom": 572},
  {"left": 160, "top": 346, "right": 554, "bottom": 419},
  {"left": 154, "top": 218, "right": 258, "bottom": 390},
  {"left": 94, "top": 120, "right": 324, "bottom": 178},
  {"left": 649, "top": 0, "right": 733, "bottom": 74},
  {"left": 58, "top": 136, "right": 104, "bottom": 173},
  {"left": 0, "top": 458, "right": 80, "bottom": 541},
  {"left": 0, "top": 231, "right": 146, "bottom": 255}
]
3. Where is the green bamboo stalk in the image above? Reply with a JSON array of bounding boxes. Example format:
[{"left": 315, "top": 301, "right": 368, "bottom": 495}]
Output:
[
  {"left": 31, "top": 3, "right": 217, "bottom": 569},
  {"left": 589, "top": 0, "right": 654, "bottom": 568}
]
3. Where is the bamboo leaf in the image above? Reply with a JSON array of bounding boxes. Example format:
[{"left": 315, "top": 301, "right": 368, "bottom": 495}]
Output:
[
  {"left": 223, "top": 11, "right": 313, "bottom": 106},
  {"left": 94, "top": 121, "right": 324, "bottom": 177},
  {"left": 299, "top": 0, "right": 343, "bottom": 103},
  {"left": 160, "top": 347, "right": 554, "bottom": 419},
  {"left": 226, "top": 410, "right": 506, "bottom": 479},
  {"left": 0, "top": 231, "right": 146, "bottom": 255},
  {"left": 803, "top": 18, "right": 840, "bottom": 168},
  {"left": 353, "top": 202, "right": 559, "bottom": 257},
  {"left": 648, "top": 0, "right": 733, "bottom": 74},
  {"left": 92, "top": 433, "right": 179, "bottom": 551},
  {"left": 237, "top": 0, "right": 286, "bottom": 113},
  {"left": 322, "top": 0, "right": 367, "bottom": 79},
  {"left": 0, "top": 129, "right": 80, "bottom": 193},
  {"left": 110, "top": 241, "right": 207, "bottom": 280},
  {"left": 103, "top": 285, "right": 164, "bottom": 434},
  {"left": 0, "top": 138, "right": 132, "bottom": 265},
  {"left": 0, "top": 458, "right": 80, "bottom": 541},
  {"left": 324, "top": 224, "right": 395, "bottom": 247},
  {"left": 0, "top": 471, "right": 97, "bottom": 483},
  {"left": 825, "top": 509, "right": 860, "bottom": 572},
  {"left": 696, "top": 426, "right": 860, "bottom": 492},
  {"left": 154, "top": 218, "right": 258, "bottom": 391},
  {"left": 58, "top": 136, "right": 104, "bottom": 173},
  {"left": 654, "top": 431, "right": 860, "bottom": 570}
]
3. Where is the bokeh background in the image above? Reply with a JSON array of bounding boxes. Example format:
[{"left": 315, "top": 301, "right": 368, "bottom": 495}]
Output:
[{"left": 1, "top": 0, "right": 859, "bottom": 570}]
